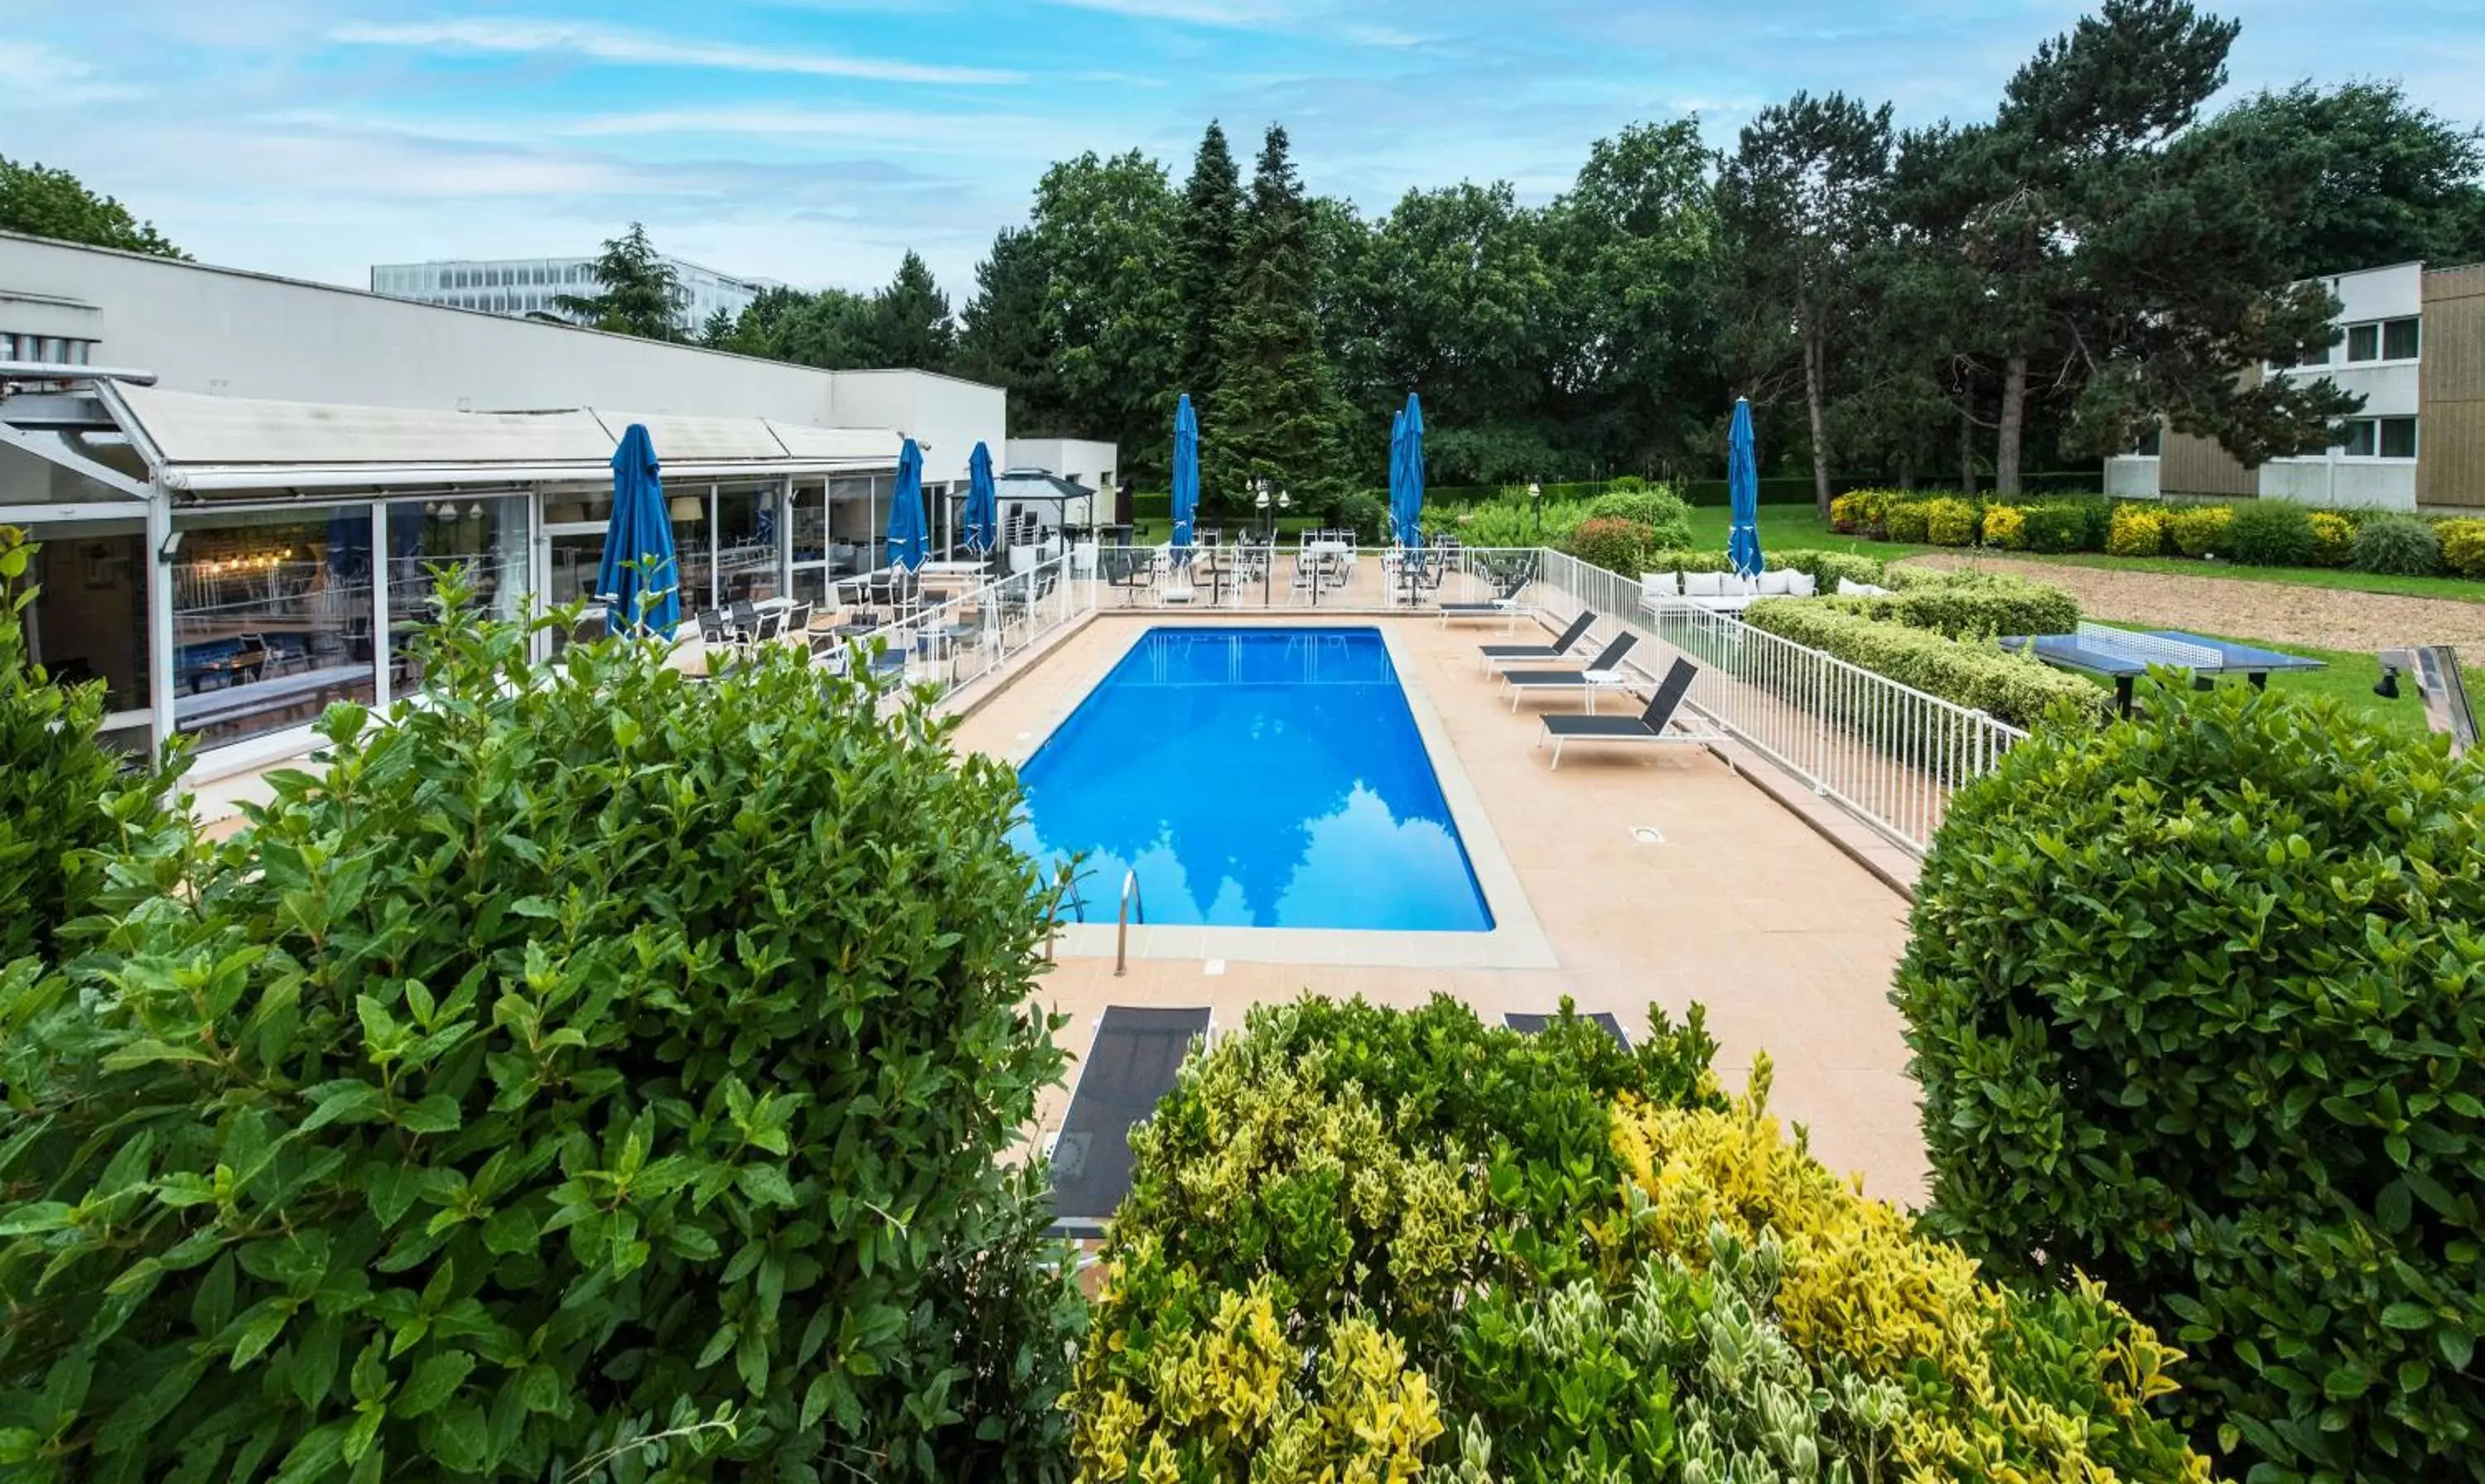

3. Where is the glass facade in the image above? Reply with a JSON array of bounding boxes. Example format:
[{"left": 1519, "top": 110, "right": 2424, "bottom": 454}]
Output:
[
  {"left": 170, "top": 508, "right": 379, "bottom": 749},
  {"left": 383, "top": 495, "right": 528, "bottom": 691}
]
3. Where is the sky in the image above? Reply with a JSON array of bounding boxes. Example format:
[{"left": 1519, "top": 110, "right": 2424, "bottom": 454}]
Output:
[{"left": 4, "top": 1, "right": 2479, "bottom": 302}]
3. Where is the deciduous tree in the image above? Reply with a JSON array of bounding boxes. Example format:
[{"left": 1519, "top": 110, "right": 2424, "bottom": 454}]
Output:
[{"left": 0, "top": 157, "right": 184, "bottom": 258}]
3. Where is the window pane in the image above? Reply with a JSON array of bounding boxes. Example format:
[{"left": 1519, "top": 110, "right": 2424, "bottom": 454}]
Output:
[
  {"left": 384, "top": 496, "right": 528, "bottom": 691},
  {"left": 671, "top": 488, "right": 715, "bottom": 610},
  {"left": 2343, "top": 419, "right": 2378, "bottom": 456},
  {"left": 715, "top": 485, "right": 778, "bottom": 603},
  {"left": 2379, "top": 417, "right": 2418, "bottom": 459},
  {"left": 2383, "top": 318, "right": 2420, "bottom": 360},
  {"left": 2347, "top": 324, "right": 2379, "bottom": 362},
  {"left": 172, "top": 508, "right": 379, "bottom": 749},
  {"left": 2135, "top": 426, "right": 2162, "bottom": 456},
  {"left": 25, "top": 525, "right": 149, "bottom": 713}
]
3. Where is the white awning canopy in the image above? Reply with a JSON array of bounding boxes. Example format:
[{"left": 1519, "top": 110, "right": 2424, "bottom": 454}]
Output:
[{"left": 97, "top": 383, "right": 904, "bottom": 494}]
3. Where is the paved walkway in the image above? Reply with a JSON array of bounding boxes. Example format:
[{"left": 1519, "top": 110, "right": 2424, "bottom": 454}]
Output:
[
  {"left": 1903, "top": 552, "right": 2485, "bottom": 652},
  {"left": 949, "top": 607, "right": 1930, "bottom": 1203}
]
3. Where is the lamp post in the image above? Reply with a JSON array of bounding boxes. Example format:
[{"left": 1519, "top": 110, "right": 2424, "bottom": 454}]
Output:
[{"left": 1528, "top": 479, "right": 1542, "bottom": 542}]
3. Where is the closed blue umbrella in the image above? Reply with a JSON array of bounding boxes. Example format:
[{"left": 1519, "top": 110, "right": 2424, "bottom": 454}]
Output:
[
  {"left": 596, "top": 423, "right": 680, "bottom": 639},
  {"left": 1387, "top": 409, "right": 1406, "bottom": 544},
  {"left": 886, "top": 438, "right": 928, "bottom": 571},
  {"left": 1394, "top": 393, "right": 1426, "bottom": 547},
  {"left": 1170, "top": 393, "right": 1199, "bottom": 552},
  {"left": 963, "top": 441, "right": 1000, "bottom": 553},
  {"left": 1727, "top": 397, "right": 1764, "bottom": 578}
]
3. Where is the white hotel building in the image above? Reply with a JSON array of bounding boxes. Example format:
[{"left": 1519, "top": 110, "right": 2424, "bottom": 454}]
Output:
[
  {"left": 0, "top": 232, "right": 1023, "bottom": 780},
  {"left": 369, "top": 255, "right": 775, "bottom": 332}
]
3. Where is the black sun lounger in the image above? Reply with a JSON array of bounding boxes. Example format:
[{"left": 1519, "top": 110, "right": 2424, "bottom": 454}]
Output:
[
  {"left": 1047, "top": 1006, "right": 1213, "bottom": 1238},
  {"left": 1538, "top": 657, "right": 1725, "bottom": 768},
  {"left": 1500, "top": 634, "right": 1638, "bottom": 711},
  {"left": 1438, "top": 560, "right": 1536, "bottom": 624},
  {"left": 1479, "top": 611, "right": 1595, "bottom": 673},
  {"left": 1505, "top": 1010, "right": 1630, "bottom": 1048}
]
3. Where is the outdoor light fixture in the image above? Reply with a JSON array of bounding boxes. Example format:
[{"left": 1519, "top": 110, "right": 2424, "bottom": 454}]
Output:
[
  {"left": 2375, "top": 668, "right": 2401, "bottom": 700},
  {"left": 667, "top": 494, "right": 705, "bottom": 524},
  {"left": 156, "top": 528, "right": 184, "bottom": 564}
]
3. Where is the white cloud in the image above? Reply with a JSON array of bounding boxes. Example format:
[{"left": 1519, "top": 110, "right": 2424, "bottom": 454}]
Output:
[
  {"left": 327, "top": 17, "right": 1022, "bottom": 85},
  {"left": 1043, "top": 0, "right": 1294, "bottom": 22},
  {"left": 557, "top": 105, "right": 1065, "bottom": 153},
  {"left": 0, "top": 38, "right": 142, "bottom": 104}
]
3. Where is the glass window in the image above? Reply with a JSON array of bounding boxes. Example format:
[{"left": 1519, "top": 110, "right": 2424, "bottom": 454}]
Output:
[
  {"left": 2341, "top": 419, "right": 2378, "bottom": 457},
  {"left": 670, "top": 487, "right": 714, "bottom": 610},
  {"left": 715, "top": 485, "right": 779, "bottom": 604},
  {"left": 171, "top": 507, "right": 379, "bottom": 749},
  {"left": 22, "top": 523, "right": 149, "bottom": 716},
  {"left": 2134, "top": 426, "right": 2162, "bottom": 456},
  {"left": 384, "top": 495, "right": 528, "bottom": 694},
  {"left": 2347, "top": 323, "right": 2379, "bottom": 362},
  {"left": 2383, "top": 317, "right": 2420, "bottom": 360},
  {"left": 2379, "top": 417, "right": 2418, "bottom": 459}
]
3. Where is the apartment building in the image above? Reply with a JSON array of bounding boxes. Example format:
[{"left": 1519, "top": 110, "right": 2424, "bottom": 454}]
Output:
[{"left": 2106, "top": 259, "right": 2485, "bottom": 511}]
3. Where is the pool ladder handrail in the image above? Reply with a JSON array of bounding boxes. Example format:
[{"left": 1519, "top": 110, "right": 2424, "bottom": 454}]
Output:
[{"left": 1113, "top": 870, "right": 1145, "bottom": 976}]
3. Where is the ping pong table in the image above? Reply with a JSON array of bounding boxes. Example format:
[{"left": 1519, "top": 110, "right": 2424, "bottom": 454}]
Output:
[{"left": 2001, "top": 623, "right": 2325, "bottom": 716}]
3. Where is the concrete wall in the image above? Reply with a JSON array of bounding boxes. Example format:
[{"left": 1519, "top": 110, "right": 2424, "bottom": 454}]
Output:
[
  {"left": 2421, "top": 263, "right": 2485, "bottom": 508},
  {"left": 2259, "top": 459, "right": 2419, "bottom": 508},
  {"left": 0, "top": 234, "right": 997, "bottom": 445},
  {"left": 2103, "top": 456, "right": 2161, "bottom": 499},
  {"left": 824, "top": 370, "right": 1006, "bottom": 491}
]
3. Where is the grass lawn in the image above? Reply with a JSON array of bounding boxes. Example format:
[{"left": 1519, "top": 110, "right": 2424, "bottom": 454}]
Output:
[{"left": 1681, "top": 506, "right": 2485, "bottom": 605}]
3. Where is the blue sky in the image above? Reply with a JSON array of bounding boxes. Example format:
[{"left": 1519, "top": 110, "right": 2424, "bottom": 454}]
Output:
[{"left": 4, "top": 1, "right": 2478, "bottom": 300}]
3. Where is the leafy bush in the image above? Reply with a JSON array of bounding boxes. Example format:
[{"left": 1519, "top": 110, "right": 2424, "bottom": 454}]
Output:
[
  {"left": 2165, "top": 503, "right": 2233, "bottom": 558},
  {"left": 1067, "top": 996, "right": 2212, "bottom": 1484},
  {"left": 1980, "top": 504, "right": 2029, "bottom": 551},
  {"left": 2224, "top": 499, "right": 2319, "bottom": 566},
  {"left": 2306, "top": 509, "right": 2355, "bottom": 567},
  {"left": 1767, "top": 547, "right": 1886, "bottom": 588},
  {"left": 1329, "top": 488, "right": 1387, "bottom": 543},
  {"left": 2442, "top": 518, "right": 2485, "bottom": 579},
  {"left": 1871, "top": 567, "right": 2081, "bottom": 638},
  {"left": 1918, "top": 497, "right": 1981, "bottom": 547},
  {"left": 2350, "top": 512, "right": 2444, "bottom": 576},
  {"left": 1898, "top": 682, "right": 2485, "bottom": 1482},
  {"left": 2106, "top": 505, "right": 2168, "bottom": 557},
  {"left": 0, "top": 528, "right": 176, "bottom": 969},
  {"left": 2019, "top": 500, "right": 2106, "bottom": 554},
  {"left": 1741, "top": 600, "right": 2103, "bottom": 727},
  {"left": 1828, "top": 490, "right": 1875, "bottom": 531},
  {"left": 1883, "top": 499, "right": 1933, "bottom": 543},
  {"left": 1585, "top": 487, "right": 1695, "bottom": 550},
  {"left": 1566, "top": 517, "right": 1658, "bottom": 575},
  {"left": 0, "top": 578, "right": 1083, "bottom": 1482}
]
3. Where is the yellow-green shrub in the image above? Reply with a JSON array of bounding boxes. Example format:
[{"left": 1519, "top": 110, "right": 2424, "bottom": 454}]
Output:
[
  {"left": 2306, "top": 509, "right": 2355, "bottom": 566},
  {"left": 1980, "top": 504, "right": 2029, "bottom": 550},
  {"left": 1918, "top": 497, "right": 1981, "bottom": 547},
  {"left": 2165, "top": 504, "right": 2232, "bottom": 557},
  {"left": 2442, "top": 518, "right": 2485, "bottom": 578},
  {"left": 1884, "top": 500, "right": 1933, "bottom": 543},
  {"left": 2106, "top": 505, "right": 2168, "bottom": 556},
  {"left": 1828, "top": 490, "right": 1875, "bottom": 530}
]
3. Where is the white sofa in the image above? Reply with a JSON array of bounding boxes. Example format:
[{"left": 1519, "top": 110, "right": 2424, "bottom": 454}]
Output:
[{"left": 1642, "top": 567, "right": 1817, "bottom": 616}]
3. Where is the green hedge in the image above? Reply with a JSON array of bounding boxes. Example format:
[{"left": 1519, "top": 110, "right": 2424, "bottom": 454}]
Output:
[
  {"left": 1767, "top": 548, "right": 1889, "bottom": 588},
  {"left": 0, "top": 575, "right": 1083, "bottom": 1482},
  {"left": 1874, "top": 567, "right": 2082, "bottom": 638},
  {"left": 1897, "top": 682, "right": 2485, "bottom": 1482},
  {"left": 1740, "top": 600, "right": 2104, "bottom": 727},
  {"left": 1064, "top": 995, "right": 2211, "bottom": 1483}
]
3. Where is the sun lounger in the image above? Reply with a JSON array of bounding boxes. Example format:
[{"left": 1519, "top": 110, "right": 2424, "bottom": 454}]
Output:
[
  {"left": 1478, "top": 611, "right": 1595, "bottom": 674},
  {"left": 1538, "top": 657, "right": 1723, "bottom": 768},
  {"left": 1504, "top": 1010, "right": 1629, "bottom": 1048},
  {"left": 1439, "top": 561, "right": 1535, "bottom": 625},
  {"left": 1046, "top": 1006, "right": 1214, "bottom": 1238},
  {"left": 1499, "top": 634, "right": 1638, "bottom": 711}
]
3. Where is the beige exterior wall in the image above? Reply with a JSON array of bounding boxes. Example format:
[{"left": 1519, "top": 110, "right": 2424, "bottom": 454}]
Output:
[
  {"left": 2420, "top": 263, "right": 2485, "bottom": 508},
  {"left": 2159, "top": 430, "right": 2258, "bottom": 497}
]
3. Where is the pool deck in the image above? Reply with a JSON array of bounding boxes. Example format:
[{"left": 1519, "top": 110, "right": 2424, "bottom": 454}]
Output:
[{"left": 949, "top": 604, "right": 1931, "bottom": 1205}]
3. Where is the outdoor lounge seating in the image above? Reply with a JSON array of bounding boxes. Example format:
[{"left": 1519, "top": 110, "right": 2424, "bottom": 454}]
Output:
[
  {"left": 1478, "top": 611, "right": 1595, "bottom": 673},
  {"left": 1537, "top": 656, "right": 1724, "bottom": 768},
  {"left": 1505, "top": 1010, "right": 1630, "bottom": 1048},
  {"left": 1498, "top": 634, "right": 1638, "bottom": 711},
  {"left": 1047, "top": 1006, "right": 1214, "bottom": 1238},
  {"left": 1640, "top": 567, "right": 1817, "bottom": 617}
]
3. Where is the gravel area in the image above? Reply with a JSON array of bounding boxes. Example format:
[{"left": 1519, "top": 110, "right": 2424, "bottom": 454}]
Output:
[{"left": 1899, "top": 553, "right": 2485, "bottom": 653}]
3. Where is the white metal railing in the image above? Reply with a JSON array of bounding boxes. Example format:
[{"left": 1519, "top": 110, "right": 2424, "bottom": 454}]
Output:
[
  {"left": 800, "top": 551, "right": 1095, "bottom": 705},
  {"left": 1529, "top": 549, "right": 2024, "bottom": 854},
  {"left": 1090, "top": 541, "right": 1537, "bottom": 611}
]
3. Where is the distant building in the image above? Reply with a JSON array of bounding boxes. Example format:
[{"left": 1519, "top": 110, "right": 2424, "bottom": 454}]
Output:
[
  {"left": 2108, "top": 259, "right": 2485, "bottom": 512},
  {"left": 367, "top": 255, "right": 775, "bottom": 333}
]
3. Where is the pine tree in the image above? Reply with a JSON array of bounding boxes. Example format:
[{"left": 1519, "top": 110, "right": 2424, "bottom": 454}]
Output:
[
  {"left": 699, "top": 306, "right": 735, "bottom": 348},
  {"left": 956, "top": 228, "right": 1066, "bottom": 428},
  {"left": 1215, "top": 126, "right": 1351, "bottom": 515},
  {"left": 552, "top": 224, "right": 686, "bottom": 340},
  {"left": 864, "top": 250, "right": 956, "bottom": 371},
  {"left": 1174, "top": 123, "right": 1242, "bottom": 504}
]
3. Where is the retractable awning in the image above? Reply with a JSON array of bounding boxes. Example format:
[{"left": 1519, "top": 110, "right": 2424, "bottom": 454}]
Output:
[{"left": 94, "top": 383, "right": 904, "bottom": 495}]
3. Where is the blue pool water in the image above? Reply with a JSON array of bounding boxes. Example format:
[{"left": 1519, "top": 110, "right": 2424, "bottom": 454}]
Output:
[{"left": 1013, "top": 627, "right": 1494, "bottom": 932}]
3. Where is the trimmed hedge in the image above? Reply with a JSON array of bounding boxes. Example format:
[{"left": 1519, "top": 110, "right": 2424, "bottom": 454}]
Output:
[
  {"left": 2167, "top": 503, "right": 2232, "bottom": 557},
  {"left": 1767, "top": 547, "right": 1889, "bottom": 589},
  {"left": 1065, "top": 996, "right": 2212, "bottom": 1483},
  {"left": 2226, "top": 500, "right": 2319, "bottom": 566},
  {"left": 1981, "top": 504, "right": 2029, "bottom": 550},
  {"left": 2306, "top": 509, "right": 2355, "bottom": 567},
  {"left": 2444, "top": 518, "right": 2485, "bottom": 578},
  {"left": 1898, "top": 681, "right": 2485, "bottom": 1482},
  {"left": 2106, "top": 505, "right": 2167, "bottom": 557},
  {"left": 0, "top": 577, "right": 1083, "bottom": 1482},
  {"left": 1919, "top": 497, "right": 1981, "bottom": 547},
  {"left": 1741, "top": 600, "right": 2104, "bottom": 727},
  {"left": 1870, "top": 568, "right": 2082, "bottom": 638}
]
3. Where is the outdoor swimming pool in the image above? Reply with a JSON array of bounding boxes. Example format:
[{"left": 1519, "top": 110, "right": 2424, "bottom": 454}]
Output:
[{"left": 1013, "top": 627, "right": 1494, "bottom": 932}]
